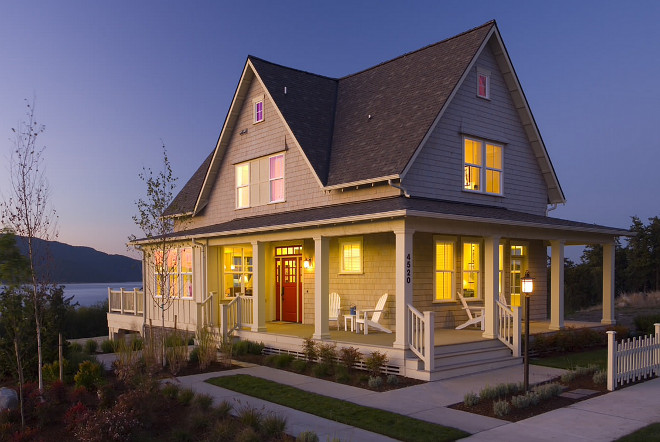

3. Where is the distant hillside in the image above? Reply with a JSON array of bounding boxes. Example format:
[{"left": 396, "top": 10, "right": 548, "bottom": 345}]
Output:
[{"left": 14, "top": 236, "right": 142, "bottom": 283}]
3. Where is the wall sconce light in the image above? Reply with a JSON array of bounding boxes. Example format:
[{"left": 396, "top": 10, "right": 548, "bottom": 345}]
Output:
[{"left": 303, "top": 257, "right": 313, "bottom": 269}]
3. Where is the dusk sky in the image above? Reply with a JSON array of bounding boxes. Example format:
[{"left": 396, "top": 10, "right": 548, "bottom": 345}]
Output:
[{"left": 1, "top": 1, "right": 658, "bottom": 259}]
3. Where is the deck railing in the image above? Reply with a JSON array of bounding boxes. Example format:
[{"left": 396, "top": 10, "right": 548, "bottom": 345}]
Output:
[
  {"left": 220, "top": 295, "right": 255, "bottom": 337},
  {"left": 607, "top": 324, "right": 660, "bottom": 391},
  {"left": 197, "top": 291, "right": 215, "bottom": 327},
  {"left": 108, "top": 288, "right": 143, "bottom": 316},
  {"left": 406, "top": 304, "right": 435, "bottom": 371},
  {"left": 496, "top": 300, "right": 521, "bottom": 357}
]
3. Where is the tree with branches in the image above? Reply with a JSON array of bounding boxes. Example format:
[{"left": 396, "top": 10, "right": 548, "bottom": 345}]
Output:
[{"left": 1, "top": 99, "right": 58, "bottom": 391}]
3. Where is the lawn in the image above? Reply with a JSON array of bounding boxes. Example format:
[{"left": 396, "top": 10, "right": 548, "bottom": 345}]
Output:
[
  {"left": 531, "top": 348, "right": 607, "bottom": 370},
  {"left": 207, "top": 374, "right": 469, "bottom": 442},
  {"left": 615, "top": 423, "right": 660, "bottom": 442}
]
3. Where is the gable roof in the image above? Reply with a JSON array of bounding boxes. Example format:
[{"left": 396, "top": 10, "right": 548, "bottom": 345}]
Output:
[
  {"left": 163, "top": 150, "right": 213, "bottom": 217},
  {"left": 168, "top": 20, "right": 565, "bottom": 216}
]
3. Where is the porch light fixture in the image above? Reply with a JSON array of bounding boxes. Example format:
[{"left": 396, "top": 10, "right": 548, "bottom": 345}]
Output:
[
  {"left": 521, "top": 270, "right": 534, "bottom": 392},
  {"left": 303, "top": 257, "right": 313, "bottom": 269}
]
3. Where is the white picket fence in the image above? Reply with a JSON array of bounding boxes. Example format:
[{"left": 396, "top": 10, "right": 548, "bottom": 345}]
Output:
[{"left": 607, "top": 323, "right": 660, "bottom": 391}]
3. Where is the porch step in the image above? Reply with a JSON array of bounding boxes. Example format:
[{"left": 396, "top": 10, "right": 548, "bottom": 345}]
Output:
[{"left": 429, "top": 355, "right": 522, "bottom": 381}]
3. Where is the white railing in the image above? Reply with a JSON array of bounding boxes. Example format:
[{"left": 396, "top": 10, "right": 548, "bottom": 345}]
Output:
[
  {"left": 240, "top": 295, "right": 254, "bottom": 328},
  {"left": 108, "top": 288, "right": 144, "bottom": 316},
  {"left": 197, "top": 291, "right": 215, "bottom": 327},
  {"left": 496, "top": 300, "right": 521, "bottom": 357},
  {"left": 221, "top": 296, "right": 240, "bottom": 337},
  {"left": 406, "top": 304, "right": 435, "bottom": 371},
  {"left": 607, "top": 324, "right": 660, "bottom": 391}
]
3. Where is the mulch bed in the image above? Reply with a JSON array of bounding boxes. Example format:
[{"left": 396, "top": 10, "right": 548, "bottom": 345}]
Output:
[{"left": 450, "top": 375, "right": 608, "bottom": 422}]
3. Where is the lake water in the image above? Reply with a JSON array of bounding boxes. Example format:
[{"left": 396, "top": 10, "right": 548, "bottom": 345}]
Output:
[{"left": 61, "top": 282, "right": 142, "bottom": 307}]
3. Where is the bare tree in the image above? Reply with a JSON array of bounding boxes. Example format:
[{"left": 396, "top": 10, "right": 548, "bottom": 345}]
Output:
[
  {"left": 131, "top": 143, "right": 180, "bottom": 368},
  {"left": 1, "top": 99, "right": 57, "bottom": 391}
]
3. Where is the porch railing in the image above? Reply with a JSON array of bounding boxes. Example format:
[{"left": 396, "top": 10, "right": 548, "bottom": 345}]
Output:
[
  {"left": 607, "top": 324, "right": 660, "bottom": 391},
  {"left": 197, "top": 291, "right": 215, "bottom": 327},
  {"left": 406, "top": 304, "right": 435, "bottom": 371},
  {"left": 240, "top": 295, "right": 254, "bottom": 328},
  {"left": 108, "top": 288, "right": 144, "bottom": 316},
  {"left": 219, "top": 295, "right": 254, "bottom": 337},
  {"left": 496, "top": 300, "right": 521, "bottom": 357}
]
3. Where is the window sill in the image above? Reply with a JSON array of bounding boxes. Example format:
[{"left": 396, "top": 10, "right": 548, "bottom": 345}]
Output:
[
  {"left": 432, "top": 299, "right": 455, "bottom": 304},
  {"left": 338, "top": 271, "right": 364, "bottom": 275},
  {"left": 461, "top": 188, "right": 504, "bottom": 197}
]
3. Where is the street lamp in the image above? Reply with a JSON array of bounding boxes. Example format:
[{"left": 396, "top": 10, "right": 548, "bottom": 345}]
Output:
[{"left": 521, "top": 270, "right": 534, "bottom": 392}]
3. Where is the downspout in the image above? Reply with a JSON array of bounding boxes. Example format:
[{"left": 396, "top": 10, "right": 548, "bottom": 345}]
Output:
[
  {"left": 546, "top": 203, "right": 558, "bottom": 216},
  {"left": 388, "top": 179, "right": 411, "bottom": 198}
]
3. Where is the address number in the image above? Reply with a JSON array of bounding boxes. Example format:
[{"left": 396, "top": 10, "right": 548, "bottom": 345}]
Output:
[{"left": 406, "top": 253, "right": 412, "bottom": 284}]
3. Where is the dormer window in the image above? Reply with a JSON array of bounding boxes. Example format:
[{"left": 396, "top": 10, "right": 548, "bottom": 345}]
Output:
[
  {"left": 477, "top": 68, "right": 490, "bottom": 99},
  {"left": 464, "top": 137, "right": 502, "bottom": 195},
  {"left": 253, "top": 96, "right": 264, "bottom": 123}
]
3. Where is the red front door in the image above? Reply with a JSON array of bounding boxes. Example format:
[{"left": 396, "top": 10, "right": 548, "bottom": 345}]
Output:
[{"left": 276, "top": 256, "right": 302, "bottom": 322}]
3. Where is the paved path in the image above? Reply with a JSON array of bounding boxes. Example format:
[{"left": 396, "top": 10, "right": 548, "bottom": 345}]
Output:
[{"left": 176, "top": 362, "right": 660, "bottom": 441}]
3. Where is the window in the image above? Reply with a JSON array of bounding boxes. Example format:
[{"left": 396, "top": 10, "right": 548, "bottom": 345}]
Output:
[
  {"left": 464, "top": 137, "right": 502, "bottom": 195},
  {"left": 435, "top": 240, "right": 455, "bottom": 301},
  {"left": 254, "top": 99, "right": 264, "bottom": 123},
  {"left": 154, "top": 247, "right": 193, "bottom": 299},
  {"left": 223, "top": 247, "right": 253, "bottom": 297},
  {"left": 269, "top": 154, "right": 284, "bottom": 203},
  {"left": 340, "top": 238, "right": 362, "bottom": 273},
  {"left": 462, "top": 241, "right": 481, "bottom": 298},
  {"left": 510, "top": 245, "right": 526, "bottom": 307},
  {"left": 477, "top": 69, "right": 490, "bottom": 99},
  {"left": 498, "top": 244, "right": 504, "bottom": 296},
  {"left": 235, "top": 152, "right": 285, "bottom": 208}
]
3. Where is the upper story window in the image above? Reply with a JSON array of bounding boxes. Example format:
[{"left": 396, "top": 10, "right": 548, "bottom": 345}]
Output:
[
  {"left": 235, "top": 152, "right": 285, "bottom": 209},
  {"left": 435, "top": 238, "right": 455, "bottom": 301},
  {"left": 339, "top": 237, "right": 363, "bottom": 274},
  {"left": 253, "top": 97, "right": 264, "bottom": 123},
  {"left": 477, "top": 68, "right": 490, "bottom": 99},
  {"left": 464, "top": 137, "right": 502, "bottom": 195}
]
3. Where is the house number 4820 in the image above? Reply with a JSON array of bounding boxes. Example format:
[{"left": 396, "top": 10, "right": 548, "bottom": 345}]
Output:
[{"left": 406, "top": 253, "right": 412, "bottom": 284}]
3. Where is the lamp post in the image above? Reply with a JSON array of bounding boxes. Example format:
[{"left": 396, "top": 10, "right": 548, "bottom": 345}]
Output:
[{"left": 521, "top": 270, "right": 534, "bottom": 392}]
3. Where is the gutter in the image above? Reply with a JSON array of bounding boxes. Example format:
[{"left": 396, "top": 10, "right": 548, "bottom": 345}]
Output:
[{"left": 388, "top": 179, "right": 411, "bottom": 198}]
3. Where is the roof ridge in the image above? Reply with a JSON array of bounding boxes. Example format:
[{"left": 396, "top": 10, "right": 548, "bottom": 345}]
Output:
[
  {"left": 338, "top": 20, "right": 496, "bottom": 81},
  {"left": 248, "top": 55, "right": 338, "bottom": 81}
]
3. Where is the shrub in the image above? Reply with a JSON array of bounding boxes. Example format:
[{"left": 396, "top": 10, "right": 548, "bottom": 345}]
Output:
[
  {"left": 178, "top": 388, "right": 195, "bottom": 406},
  {"left": 303, "top": 337, "right": 318, "bottom": 362},
  {"left": 237, "top": 404, "right": 262, "bottom": 430},
  {"left": 291, "top": 359, "right": 308, "bottom": 373},
  {"left": 100, "top": 339, "right": 116, "bottom": 354},
  {"left": 493, "top": 399, "right": 510, "bottom": 417},
  {"left": 194, "top": 393, "right": 214, "bottom": 411},
  {"left": 236, "top": 427, "right": 261, "bottom": 442},
  {"left": 312, "top": 363, "right": 330, "bottom": 378},
  {"left": 166, "top": 332, "right": 188, "bottom": 375},
  {"left": 195, "top": 326, "right": 218, "bottom": 370},
  {"left": 633, "top": 315, "right": 660, "bottom": 335},
  {"left": 478, "top": 385, "right": 501, "bottom": 401},
  {"left": 593, "top": 370, "right": 607, "bottom": 385},
  {"left": 463, "top": 392, "right": 480, "bottom": 407},
  {"left": 114, "top": 338, "right": 142, "bottom": 381},
  {"left": 74, "top": 360, "right": 104, "bottom": 391},
  {"left": 533, "top": 382, "right": 563, "bottom": 400},
  {"left": 64, "top": 402, "right": 90, "bottom": 431},
  {"left": 272, "top": 354, "right": 295, "bottom": 369},
  {"left": 296, "top": 431, "right": 320, "bottom": 442},
  {"left": 334, "top": 365, "right": 350, "bottom": 383},
  {"left": 69, "top": 342, "right": 83, "bottom": 354},
  {"left": 386, "top": 374, "right": 399, "bottom": 385},
  {"left": 84, "top": 339, "right": 98, "bottom": 354},
  {"left": 364, "top": 351, "right": 388, "bottom": 377},
  {"left": 45, "top": 380, "right": 68, "bottom": 404},
  {"left": 511, "top": 392, "right": 539, "bottom": 409},
  {"left": 260, "top": 413, "right": 287, "bottom": 439},
  {"left": 215, "top": 400, "right": 233, "bottom": 419},
  {"left": 368, "top": 376, "right": 383, "bottom": 389},
  {"left": 43, "top": 360, "right": 69, "bottom": 384},
  {"left": 339, "top": 346, "right": 362, "bottom": 370},
  {"left": 317, "top": 342, "right": 337, "bottom": 366},
  {"left": 189, "top": 346, "right": 200, "bottom": 365},
  {"left": 233, "top": 340, "right": 264, "bottom": 356},
  {"left": 161, "top": 383, "right": 180, "bottom": 400}
]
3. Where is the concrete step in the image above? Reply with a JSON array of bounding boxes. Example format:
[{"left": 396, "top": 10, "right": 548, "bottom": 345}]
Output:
[
  {"left": 434, "top": 346, "right": 512, "bottom": 368},
  {"left": 429, "top": 356, "right": 522, "bottom": 381}
]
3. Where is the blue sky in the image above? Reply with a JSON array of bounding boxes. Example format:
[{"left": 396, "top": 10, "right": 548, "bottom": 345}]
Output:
[{"left": 1, "top": 1, "right": 658, "bottom": 258}]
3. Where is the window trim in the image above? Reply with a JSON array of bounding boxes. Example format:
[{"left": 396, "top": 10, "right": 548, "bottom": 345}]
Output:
[
  {"left": 433, "top": 236, "right": 456, "bottom": 303},
  {"left": 339, "top": 237, "right": 363, "bottom": 274},
  {"left": 477, "top": 68, "right": 490, "bottom": 99},
  {"left": 154, "top": 247, "right": 193, "bottom": 300},
  {"left": 253, "top": 95, "right": 264, "bottom": 124},
  {"left": 463, "top": 136, "right": 503, "bottom": 196}
]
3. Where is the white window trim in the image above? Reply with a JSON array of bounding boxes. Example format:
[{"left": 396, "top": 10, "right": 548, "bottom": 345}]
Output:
[
  {"left": 253, "top": 95, "right": 265, "bottom": 124},
  {"left": 339, "top": 237, "right": 363, "bottom": 274},
  {"left": 268, "top": 153, "right": 285, "bottom": 204},
  {"left": 433, "top": 236, "right": 456, "bottom": 303},
  {"left": 154, "top": 247, "right": 193, "bottom": 300},
  {"left": 477, "top": 67, "right": 490, "bottom": 99},
  {"left": 463, "top": 136, "right": 503, "bottom": 196},
  {"left": 461, "top": 238, "right": 482, "bottom": 300}
]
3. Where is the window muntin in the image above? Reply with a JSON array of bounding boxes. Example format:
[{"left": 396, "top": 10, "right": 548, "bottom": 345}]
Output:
[
  {"left": 435, "top": 240, "right": 455, "bottom": 301},
  {"left": 154, "top": 247, "right": 193, "bottom": 299},
  {"left": 236, "top": 163, "right": 250, "bottom": 208},
  {"left": 339, "top": 238, "right": 362, "bottom": 274},
  {"left": 462, "top": 241, "right": 481, "bottom": 299},
  {"left": 464, "top": 137, "right": 502, "bottom": 195},
  {"left": 254, "top": 100, "right": 264, "bottom": 123},
  {"left": 269, "top": 154, "right": 284, "bottom": 203},
  {"left": 223, "top": 247, "right": 253, "bottom": 297}
]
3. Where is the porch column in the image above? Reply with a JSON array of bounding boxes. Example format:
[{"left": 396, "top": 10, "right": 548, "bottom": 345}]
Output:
[
  {"left": 483, "top": 236, "right": 500, "bottom": 339},
  {"left": 602, "top": 242, "right": 616, "bottom": 325},
  {"left": 251, "top": 241, "right": 267, "bottom": 332},
  {"left": 313, "top": 236, "right": 330, "bottom": 340},
  {"left": 393, "top": 228, "right": 414, "bottom": 349},
  {"left": 550, "top": 240, "right": 565, "bottom": 330}
]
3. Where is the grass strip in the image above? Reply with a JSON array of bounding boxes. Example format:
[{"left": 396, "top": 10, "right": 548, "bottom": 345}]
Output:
[
  {"left": 615, "top": 423, "right": 660, "bottom": 442},
  {"left": 206, "top": 374, "right": 468, "bottom": 442},
  {"left": 531, "top": 348, "right": 607, "bottom": 370}
]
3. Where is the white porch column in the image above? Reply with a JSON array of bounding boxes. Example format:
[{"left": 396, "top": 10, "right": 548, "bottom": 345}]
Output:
[
  {"left": 251, "top": 241, "right": 267, "bottom": 332},
  {"left": 550, "top": 240, "right": 565, "bottom": 330},
  {"left": 313, "top": 236, "right": 330, "bottom": 340},
  {"left": 394, "top": 228, "right": 414, "bottom": 349},
  {"left": 602, "top": 242, "right": 616, "bottom": 325},
  {"left": 483, "top": 236, "right": 500, "bottom": 339}
]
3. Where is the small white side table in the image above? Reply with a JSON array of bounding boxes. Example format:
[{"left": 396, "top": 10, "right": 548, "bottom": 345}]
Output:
[{"left": 344, "top": 314, "right": 356, "bottom": 332}]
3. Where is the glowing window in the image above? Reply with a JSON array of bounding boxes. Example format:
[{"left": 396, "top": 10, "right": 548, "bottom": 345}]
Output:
[
  {"left": 435, "top": 241, "right": 455, "bottom": 301},
  {"left": 464, "top": 137, "right": 502, "bottom": 195},
  {"left": 269, "top": 154, "right": 284, "bottom": 203},
  {"left": 340, "top": 238, "right": 362, "bottom": 273},
  {"left": 236, "top": 163, "right": 250, "bottom": 208},
  {"left": 510, "top": 245, "right": 526, "bottom": 307},
  {"left": 254, "top": 100, "right": 264, "bottom": 123},
  {"left": 154, "top": 247, "right": 193, "bottom": 299},
  {"left": 462, "top": 241, "right": 481, "bottom": 299}
]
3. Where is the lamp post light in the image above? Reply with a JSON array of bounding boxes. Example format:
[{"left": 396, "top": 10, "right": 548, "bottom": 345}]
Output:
[{"left": 521, "top": 270, "right": 534, "bottom": 392}]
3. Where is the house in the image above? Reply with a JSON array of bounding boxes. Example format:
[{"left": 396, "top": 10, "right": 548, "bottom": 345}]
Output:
[{"left": 108, "top": 21, "right": 629, "bottom": 380}]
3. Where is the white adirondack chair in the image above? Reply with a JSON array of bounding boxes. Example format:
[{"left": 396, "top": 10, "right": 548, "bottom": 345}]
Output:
[
  {"left": 329, "top": 292, "right": 341, "bottom": 330},
  {"left": 455, "top": 291, "right": 485, "bottom": 331},
  {"left": 355, "top": 293, "right": 392, "bottom": 335}
]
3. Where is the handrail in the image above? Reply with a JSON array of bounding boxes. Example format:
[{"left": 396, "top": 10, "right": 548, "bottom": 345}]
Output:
[
  {"left": 406, "top": 304, "right": 435, "bottom": 371},
  {"left": 239, "top": 295, "right": 254, "bottom": 328},
  {"left": 197, "top": 291, "right": 214, "bottom": 327},
  {"left": 497, "top": 300, "right": 521, "bottom": 357}
]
